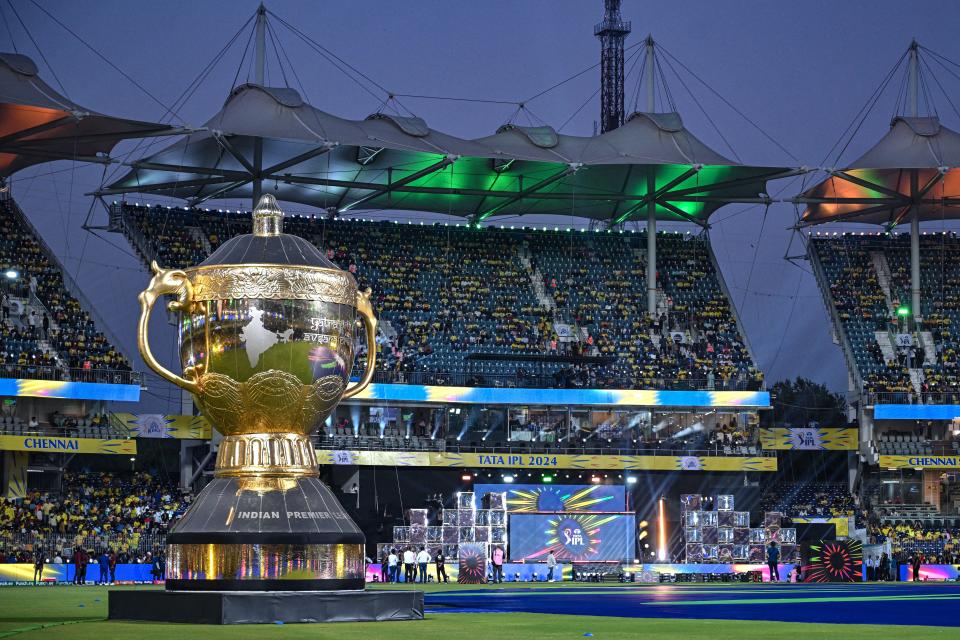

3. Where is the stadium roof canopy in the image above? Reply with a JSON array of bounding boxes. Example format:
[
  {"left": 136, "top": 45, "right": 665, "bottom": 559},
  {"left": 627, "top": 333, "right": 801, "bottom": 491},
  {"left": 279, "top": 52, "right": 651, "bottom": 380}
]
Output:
[
  {"left": 797, "top": 116, "right": 960, "bottom": 227},
  {"left": 97, "top": 83, "right": 793, "bottom": 226},
  {"left": 0, "top": 52, "right": 178, "bottom": 178}
]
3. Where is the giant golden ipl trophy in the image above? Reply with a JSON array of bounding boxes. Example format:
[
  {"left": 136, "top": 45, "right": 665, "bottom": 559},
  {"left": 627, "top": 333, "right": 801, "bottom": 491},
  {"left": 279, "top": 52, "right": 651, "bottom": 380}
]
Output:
[{"left": 137, "top": 194, "right": 377, "bottom": 591}]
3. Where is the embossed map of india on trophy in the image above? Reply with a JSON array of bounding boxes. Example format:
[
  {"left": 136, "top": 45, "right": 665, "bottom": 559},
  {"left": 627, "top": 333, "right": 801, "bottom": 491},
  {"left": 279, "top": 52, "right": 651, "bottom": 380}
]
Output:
[{"left": 110, "top": 195, "right": 423, "bottom": 624}]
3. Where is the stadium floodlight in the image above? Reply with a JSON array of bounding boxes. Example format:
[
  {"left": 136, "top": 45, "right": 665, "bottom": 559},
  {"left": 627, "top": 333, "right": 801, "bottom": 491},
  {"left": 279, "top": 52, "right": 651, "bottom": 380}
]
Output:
[
  {"left": 897, "top": 306, "right": 911, "bottom": 317},
  {"left": 626, "top": 476, "right": 638, "bottom": 485},
  {"left": 461, "top": 474, "right": 472, "bottom": 482},
  {"left": 503, "top": 475, "right": 514, "bottom": 483},
  {"left": 590, "top": 475, "right": 601, "bottom": 484},
  {"left": 542, "top": 475, "right": 553, "bottom": 483},
  {"left": 4, "top": 270, "right": 16, "bottom": 279}
]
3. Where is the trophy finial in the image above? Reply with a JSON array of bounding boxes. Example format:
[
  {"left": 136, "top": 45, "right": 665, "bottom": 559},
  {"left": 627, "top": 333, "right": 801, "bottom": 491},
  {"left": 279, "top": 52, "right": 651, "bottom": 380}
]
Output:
[{"left": 252, "top": 193, "right": 283, "bottom": 236}]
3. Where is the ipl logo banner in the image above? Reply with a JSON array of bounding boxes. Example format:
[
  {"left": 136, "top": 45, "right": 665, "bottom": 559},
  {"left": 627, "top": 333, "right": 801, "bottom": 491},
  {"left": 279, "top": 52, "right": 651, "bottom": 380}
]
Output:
[
  {"left": 562, "top": 524, "right": 584, "bottom": 548},
  {"left": 759, "top": 428, "right": 857, "bottom": 451}
]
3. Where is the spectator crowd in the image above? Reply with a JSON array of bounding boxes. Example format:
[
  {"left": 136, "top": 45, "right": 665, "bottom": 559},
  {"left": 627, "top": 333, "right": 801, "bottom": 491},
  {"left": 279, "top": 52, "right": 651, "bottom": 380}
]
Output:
[
  {"left": 0, "top": 199, "right": 131, "bottom": 382},
  {"left": 0, "top": 471, "right": 190, "bottom": 563},
  {"left": 814, "top": 232, "right": 960, "bottom": 402},
  {"left": 122, "top": 204, "right": 763, "bottom": 391}
]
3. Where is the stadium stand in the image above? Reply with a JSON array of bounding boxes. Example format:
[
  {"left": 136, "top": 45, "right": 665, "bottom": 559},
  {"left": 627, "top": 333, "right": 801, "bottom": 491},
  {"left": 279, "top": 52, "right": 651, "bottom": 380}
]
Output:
[
  {"left": 0, "top": 411, "right": 121, "bottom": 439},
  {"left": 870, "top": 521, "right": 960, "bottom": 563},
  {"left": 810, "top": 231, "right": 960, "bottom": 403},
  {"left": 115, "top": 203, "right": 762, "bottom": 391},
  {"left": 0, "top": 195, "right": 136, "bottom": 384},
  {"left": 759, "top": 482, "right": 862, "bottom": 521},
  {"left": 873, "top": 431, "right": 956, "bottom": 457},
  {"left": 0, "top": 471, "right": 189, "bottom": 561}
]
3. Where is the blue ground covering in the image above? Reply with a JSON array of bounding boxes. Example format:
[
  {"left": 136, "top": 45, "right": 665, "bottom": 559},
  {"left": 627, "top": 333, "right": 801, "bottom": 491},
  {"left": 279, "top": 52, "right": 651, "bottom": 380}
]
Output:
[{"left": 426, "top": 583, "right": 960, "bottom": 626}]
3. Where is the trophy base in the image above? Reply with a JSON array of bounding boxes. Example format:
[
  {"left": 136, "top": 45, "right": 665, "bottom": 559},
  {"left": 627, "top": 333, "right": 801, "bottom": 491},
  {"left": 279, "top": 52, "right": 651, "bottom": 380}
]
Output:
[
  {"left": 165, "top": 475, "right": 366, "bottom": 591},
  {"left": 109, "top": 589, "right": 425, "bottom": 624}
]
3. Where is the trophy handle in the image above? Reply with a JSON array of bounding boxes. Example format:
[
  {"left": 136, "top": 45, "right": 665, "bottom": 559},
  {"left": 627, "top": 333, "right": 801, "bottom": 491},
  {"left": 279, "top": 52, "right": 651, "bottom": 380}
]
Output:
[
  {"left": 137, "top": 261, "right": 199, "bottom": 394},
  {"left": 343, "top": 287, "right": 378, "bottom": 399}
]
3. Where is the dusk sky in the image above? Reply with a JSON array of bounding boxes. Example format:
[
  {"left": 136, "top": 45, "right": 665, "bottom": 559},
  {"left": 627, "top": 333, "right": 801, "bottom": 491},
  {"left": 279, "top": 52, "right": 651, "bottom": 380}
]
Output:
[{"left": 4, "top": 0, "right": 960, "bottom": 411}]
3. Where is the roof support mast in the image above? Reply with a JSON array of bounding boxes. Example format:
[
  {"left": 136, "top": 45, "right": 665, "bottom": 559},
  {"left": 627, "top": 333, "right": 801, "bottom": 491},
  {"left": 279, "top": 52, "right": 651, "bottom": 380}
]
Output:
[
  {"left": 645, "top": 35, "right": 658, "bottom": 317},
  {"left": 252, "top": 3, "right": 267, "bottom": 208},
  {"left": 908, "top": 39, "right": 921, "bottom": 323}
]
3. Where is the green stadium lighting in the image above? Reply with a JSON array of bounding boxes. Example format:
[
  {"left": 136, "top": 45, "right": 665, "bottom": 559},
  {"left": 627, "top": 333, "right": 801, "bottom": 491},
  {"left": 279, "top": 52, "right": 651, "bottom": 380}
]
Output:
[
  {"left": 542, "top": 475, "right": 553, "bottom": 483},
  {"left": 897, "top": 306, "right": 911, "bottom": 317}
]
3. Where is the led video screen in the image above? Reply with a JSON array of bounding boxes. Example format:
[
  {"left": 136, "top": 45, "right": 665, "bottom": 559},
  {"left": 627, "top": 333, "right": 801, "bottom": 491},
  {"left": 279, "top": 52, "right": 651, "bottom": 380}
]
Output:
[
  {"left": 474, "top": 483, "right": 626, "bottom": 512},
  {"left": 508, "top": 512, "right": 636, "bottom": 562}
]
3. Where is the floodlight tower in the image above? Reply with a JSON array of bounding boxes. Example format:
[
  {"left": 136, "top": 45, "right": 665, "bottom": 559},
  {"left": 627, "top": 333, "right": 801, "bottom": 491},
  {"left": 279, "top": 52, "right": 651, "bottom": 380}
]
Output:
[{"left": 595, "top": 0, "right": 632, "bottom": 133}]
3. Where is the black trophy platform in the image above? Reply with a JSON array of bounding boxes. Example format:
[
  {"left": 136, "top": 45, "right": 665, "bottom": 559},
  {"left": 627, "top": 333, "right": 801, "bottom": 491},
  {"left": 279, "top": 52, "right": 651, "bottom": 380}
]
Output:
[
  {"left": 164, "top": 475, "right": 366, "bottom": 590},
  {"left": 109, "top": 475, "right": 424, "bottom": 623},
  {"left": 109, "top": 589, "right": 425, "bottom": 624}
]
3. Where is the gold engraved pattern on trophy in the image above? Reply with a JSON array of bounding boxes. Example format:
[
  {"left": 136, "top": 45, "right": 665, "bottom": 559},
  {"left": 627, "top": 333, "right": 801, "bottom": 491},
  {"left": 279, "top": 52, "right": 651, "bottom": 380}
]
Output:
[
  {"left": 215, "top": 432, "right": 319, "bottom": 478},
  {"left": 187, "top": 265, "right": 356, "bottom": 305},
  {"left": 235, "top": 477, "right": 299, "bottom": 494},
  {"left": 195, "top": 370, "right": 345, "bottom": 437}
]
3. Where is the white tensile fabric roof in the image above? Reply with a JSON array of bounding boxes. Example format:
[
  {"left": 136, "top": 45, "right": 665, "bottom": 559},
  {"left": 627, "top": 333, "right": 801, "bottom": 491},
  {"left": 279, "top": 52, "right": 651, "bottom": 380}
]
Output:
[
  {"left": 799, "top": 117, "right": 960, "bottom": 227},
  {"left": 0, "top": 52, "right": 177, "bottom": 177},
  {"left": 101, "top": 84, "right": 790, "bottom": 225}
]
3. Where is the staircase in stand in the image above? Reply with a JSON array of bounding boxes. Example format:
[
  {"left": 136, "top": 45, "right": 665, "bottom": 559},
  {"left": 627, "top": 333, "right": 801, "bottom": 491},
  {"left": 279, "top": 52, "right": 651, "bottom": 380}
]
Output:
[
  {"left": 874, "top": 330, "right": 897, "bottom": 362},
  {"left": 920, "top": 331, "right": 937, "bottom": 365},
  {"left": 518, "top": 248, "right": 557, "bottom": 314},
  {"left": 15, "top": 295, "right": 70, "bottom": 379},
  {"left": 871, "top": 251, "right": 895, "bottom": 313},
  {"left": 908, "top": 368, "right": 925, "bottom": 395},
  {"left": 189, "top": 226, "right": 213, "bottom": 257}
]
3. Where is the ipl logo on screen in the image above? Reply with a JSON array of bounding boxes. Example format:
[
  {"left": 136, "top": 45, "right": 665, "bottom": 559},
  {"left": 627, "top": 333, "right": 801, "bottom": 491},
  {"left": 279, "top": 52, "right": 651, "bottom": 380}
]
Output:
[{"left": 558, "top": 518, "right": 588, "bottom": 555}]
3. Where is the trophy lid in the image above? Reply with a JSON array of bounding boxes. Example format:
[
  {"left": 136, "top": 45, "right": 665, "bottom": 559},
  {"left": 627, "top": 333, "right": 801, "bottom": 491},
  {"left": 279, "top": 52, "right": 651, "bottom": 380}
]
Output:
[{"left": 197, "top": 194, "right": 339, "bottom": 269}]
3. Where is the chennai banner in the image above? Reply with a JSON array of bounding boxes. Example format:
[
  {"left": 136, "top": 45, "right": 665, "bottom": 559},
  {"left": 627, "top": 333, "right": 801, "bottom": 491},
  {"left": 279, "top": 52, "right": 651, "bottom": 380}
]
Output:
[
  {"left": 113, "top": 413, "right": 212, "bottom": 439},
  {"left": 880, "top": 455, "right": 960, "bottom": 469},
  {"left": 0, "top": 435, "right": 136, "bottom": 455},
  {"left": 2, "top": 451, "right": 27, "bottom": 499},
  {"left": 759, "top": 428, "right": 858, "bottom": 451},
  {"left": 317, "top": 450, "right": 777, "bottom": 472}
]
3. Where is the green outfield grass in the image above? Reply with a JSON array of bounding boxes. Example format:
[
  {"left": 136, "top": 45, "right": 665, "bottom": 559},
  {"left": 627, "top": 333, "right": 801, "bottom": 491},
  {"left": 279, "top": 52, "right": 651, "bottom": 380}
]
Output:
[{"left": 0, "top": 584, "right": 957, "bottom": 639}]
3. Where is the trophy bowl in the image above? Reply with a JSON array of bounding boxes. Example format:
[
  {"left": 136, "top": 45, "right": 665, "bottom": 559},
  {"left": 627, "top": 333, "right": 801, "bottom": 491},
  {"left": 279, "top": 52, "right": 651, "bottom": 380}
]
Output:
[{"left": 137, "top": 195, "right": 377, "bottom": 591}]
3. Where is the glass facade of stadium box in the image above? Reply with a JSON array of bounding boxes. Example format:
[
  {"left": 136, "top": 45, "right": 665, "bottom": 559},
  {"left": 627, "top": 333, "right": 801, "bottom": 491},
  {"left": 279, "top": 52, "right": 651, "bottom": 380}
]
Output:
[
  {"left": 326, "top": 391, "right": 765, "bottom": 455},
  {"left": 862, "top": 465, "right": 960, "bottom": 528},
  {"left": 859, "top": 408, "right": 960, "bottom": 525},
  {"left": 861, "top": 408, "right": 960, "bottom": 457}
]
